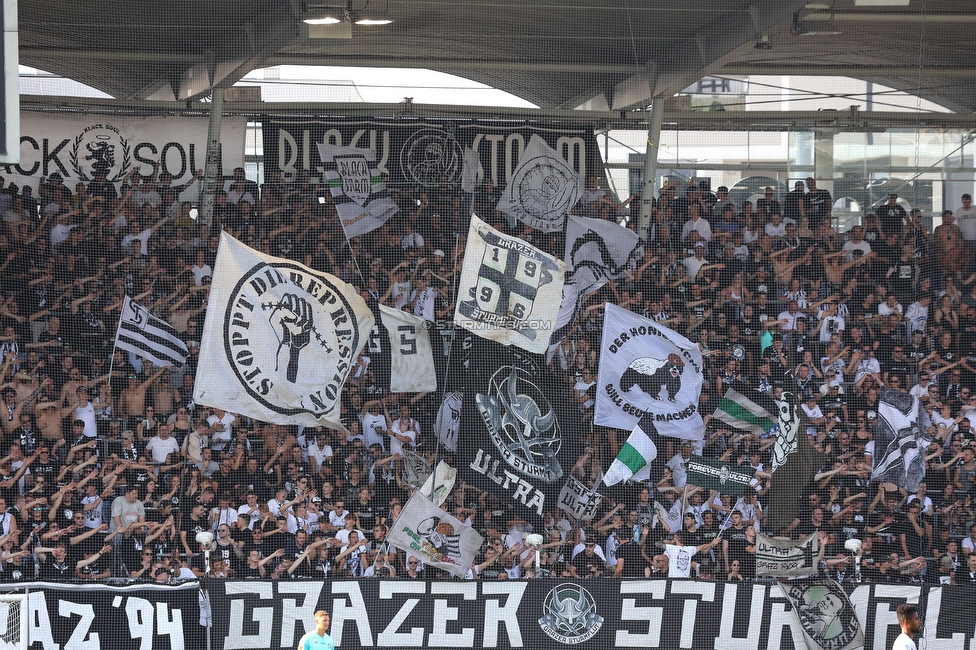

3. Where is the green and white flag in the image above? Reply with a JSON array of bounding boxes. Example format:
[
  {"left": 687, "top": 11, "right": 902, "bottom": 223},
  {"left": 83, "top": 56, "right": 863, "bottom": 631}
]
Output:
[
  {"left": 603, "top": 420, "right": 658, "bottom": 486},
  {"left": 712, "top": 389, "right": 776, "bottom": 436}
]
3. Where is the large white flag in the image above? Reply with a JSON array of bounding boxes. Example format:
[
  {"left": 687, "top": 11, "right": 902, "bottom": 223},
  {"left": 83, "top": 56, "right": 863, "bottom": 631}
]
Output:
[
  {"left": 378, "top": 305, "right": 436, "bottom": 393},
  {"left": 595, "top": 304, "right": 704, "bottom": 438},
  {"left": 455, "top": 214, "right": 565, "bottom": 354},
  {"left": 194, "top": 231, "right": 374, "bottom": 430},
  {"left": 115, "top": 296, "right": 189, "bottom": 368},
  {"left": 496, "top": 134, "right": 582, "bottom": 232},
  {"left": 387, "top": 492, "right": 483, "bottom": 578},
  {"left": 318, "top": 144, "right": 399, "bottom": 238}
]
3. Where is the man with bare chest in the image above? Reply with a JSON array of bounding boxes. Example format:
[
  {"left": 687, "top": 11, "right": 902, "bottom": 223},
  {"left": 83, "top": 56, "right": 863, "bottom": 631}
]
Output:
[
  {"left": 120, "top": 367, "right": 165, "bottom": 422},
  {"left": 151, "top": 368, "right": 180, "bottom": 422}
]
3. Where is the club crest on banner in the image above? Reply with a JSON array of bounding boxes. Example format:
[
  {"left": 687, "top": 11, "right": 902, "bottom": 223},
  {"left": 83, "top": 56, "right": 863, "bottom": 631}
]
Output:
[
  {"left": 399, "top": 125, "right": 464, "bottom": 188},
  {"left": 498, "top": 134, "right": 583, "bottom": 232},
  {"left": 538, "top": 583, "right": 604, "bottom": 644},
  {"left": 779, "top": 579, "right": 863, "bottom": 650},
  {"left": 69, "top": 123, "right": 133, "bottom": 182},
  {"left": 475, "top": 366, "right": 562, "bottom": 483}
]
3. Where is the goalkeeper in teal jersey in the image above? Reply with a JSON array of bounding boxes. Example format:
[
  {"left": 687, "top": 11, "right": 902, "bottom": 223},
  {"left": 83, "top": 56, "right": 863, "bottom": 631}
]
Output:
[{"left": 298, "top": 610, "right": 335, "bottom": 650}]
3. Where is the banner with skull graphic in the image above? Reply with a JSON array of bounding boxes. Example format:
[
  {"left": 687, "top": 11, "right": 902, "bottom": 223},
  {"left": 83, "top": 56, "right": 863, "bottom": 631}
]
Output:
[
  {"left": 594, "top": 304, "right": 705, "bottom": 439},
  {"left": 461, "top": 335, "right": 578, "bottom": 518},
  {"left": 194, "top": 231, "right": 374, "bottom": 430}
]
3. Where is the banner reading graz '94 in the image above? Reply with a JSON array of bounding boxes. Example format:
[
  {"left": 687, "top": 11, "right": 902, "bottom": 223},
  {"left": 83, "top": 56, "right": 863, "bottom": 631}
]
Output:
[{"left": 261, "top": 118, "right": 600, "bottom": 189}]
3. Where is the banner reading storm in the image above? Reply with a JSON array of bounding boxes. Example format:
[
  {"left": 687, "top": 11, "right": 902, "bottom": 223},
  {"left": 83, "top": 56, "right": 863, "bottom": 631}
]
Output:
[
  {"left": 594, "top": 304, "right": 704, "bottom": 438},
  {"left": 194, "top": 231, "right": 374, "bottom": 430}
]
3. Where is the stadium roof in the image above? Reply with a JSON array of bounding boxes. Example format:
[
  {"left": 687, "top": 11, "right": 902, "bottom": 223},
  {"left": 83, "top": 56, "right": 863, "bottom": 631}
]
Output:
[{"left": 18, "top": 0, "right": 976, "bottom": 113}]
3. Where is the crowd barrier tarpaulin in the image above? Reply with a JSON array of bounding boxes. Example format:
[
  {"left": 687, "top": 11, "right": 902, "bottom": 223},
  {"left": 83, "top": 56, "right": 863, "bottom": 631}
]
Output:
[
  {"left": 0, "top": 581, "right": 201, "bottom": 650},
  {"left": 8, "top": 113, "right": 248, "bottom": 193},
  {"left": 4, "top": 580, "right": 974, "bottom": 649},
  {"left": 204, "top": 579, "right": 968, "bottom": 650},
  {"left": 260, "top": 118, "right": 601, "bottom": 188}
]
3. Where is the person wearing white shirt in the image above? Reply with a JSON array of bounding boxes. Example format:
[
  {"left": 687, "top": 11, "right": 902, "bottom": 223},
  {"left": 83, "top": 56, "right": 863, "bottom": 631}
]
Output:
[
  {"left": 389, "top": 405, "right": 420, "bottom": 456},
  {"left": 267, "top": 489, "right": 291, "bottom": 517},
  {"left": 891, "top": 603, "right": 922, "bottom": 650},
  {"left": 360, "top": 401, "right": 388, "bottom": 451},
  {"left": 144, "top": 425, "right": 181, "bottom": 463},
  {"left": 842, "top": 226, "right": 872, "bottom": 262},
  {"left": 681, "top": 243, "right": 711, "bottom": 281},
  {"left": 286, "top": 503, "right": 318, "bottom": 535},
  {"left": 237, "top": 491, "right": 261, "bottom": 529},
  {"left": 680, "top": 204, "right": 712, "bottom": 243},
  {"left": 207, "top": 408, "right": 235, "bottom": 453},
  {"left": 953, "top": 193, "right": 976, "bottom": 241},
  {"left": 411, "top": 276, "right": 437, "bottom": 322},
  {"left": 307, "top": 433, "right": 334, "bottom": 473}
]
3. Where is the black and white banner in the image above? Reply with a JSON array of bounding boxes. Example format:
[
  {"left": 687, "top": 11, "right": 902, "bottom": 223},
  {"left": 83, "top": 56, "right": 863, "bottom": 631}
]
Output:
[
  {"left": 556, "top": 475, "right": 604, "bottom": 520},
  {"left": 595, "top": 304, "right": 705, "bottom": 438},
  {"left": 115, "top": 296, "right": 189, "bottom": 368},
  {"left": 194, "top": 231, "right": 374, "bottom": 430},
  {"left": 9, "top": 113, "right": 246, "bottom": 193},
  {"left": 755, "top": 532, "right": 820, "bottom": 577},
  {"left": 496, "top": 135, "right": 583, "bottom": 232},
  {"left": 456, "top": 215, "right": 565, "bottom": 354},
  {"left": 777, "top": 578, "right": 864, "bottom": 650},
  {"left": 202, "top": 579, "right": 976, "bottom": 650},
  {"left": 261, "top": 118, "right": 600, "bottom": 191},
  {"left": 378, "top": 305, "right": 436, "bottom": 393},
  {"left": 0, "top": 582, "right": 199, "bottom": 650},
  {"left": 872, "top": 388, "right": 932, "bottom": 492},
  {"left": 461, "top": 336, "right": 576, "bottom": 517},
  {"left": 548, "top": 216, "right": 645, "bottom": 360},
  {"left": 11, "top": 580, "right": 976, "bottom": 649},
  {"left": 318, "top": 144, "right": 399, "bottom": 238}
]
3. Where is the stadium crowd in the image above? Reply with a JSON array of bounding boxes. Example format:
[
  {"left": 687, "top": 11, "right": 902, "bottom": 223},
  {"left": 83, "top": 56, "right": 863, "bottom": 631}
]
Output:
[{"left": 0, "top": 165, "right": 972, "bottom": 585}]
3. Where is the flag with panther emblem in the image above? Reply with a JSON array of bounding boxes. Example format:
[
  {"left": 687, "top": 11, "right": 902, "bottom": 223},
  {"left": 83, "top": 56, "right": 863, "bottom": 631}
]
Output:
[
  {"left": 595, "top": 304, "right": 704, "bottom": 439},
  {"left": 318, "top": 144, "right": 399, "bottom": 238},
  {"left": 455, "top": 214, "right": 565, "bottom": 354}
]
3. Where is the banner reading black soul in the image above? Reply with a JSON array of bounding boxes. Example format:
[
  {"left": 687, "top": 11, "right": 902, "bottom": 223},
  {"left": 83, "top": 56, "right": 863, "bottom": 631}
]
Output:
[
  {"left": 261, "top": 118, "right": 601, "bottom": 190},
  {"left": 460, "top": 335, "right": 579, "bottom": 519}
]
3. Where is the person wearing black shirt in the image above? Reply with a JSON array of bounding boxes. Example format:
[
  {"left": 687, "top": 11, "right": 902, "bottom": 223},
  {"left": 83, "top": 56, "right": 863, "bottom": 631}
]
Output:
[
  {"left": 782, "top": 181, "right": 806, "bottom": 223},
  {"left": 756, "top": 188, "right": 781, "bottom": 223},
  {"left": 613, "top": 537, "right": 647, "bottom": 578},
  {"left": 802, "top": 178, "right": 831, "bottom": 228},
  {"left": 878, "top": 193, "right": 908, "bottom": 238}
]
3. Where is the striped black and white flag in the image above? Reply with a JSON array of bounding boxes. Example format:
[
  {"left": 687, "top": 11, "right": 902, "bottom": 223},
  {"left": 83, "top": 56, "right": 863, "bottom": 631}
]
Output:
[{"left": 115, "top": 296, "right": 189, "bottom": 367}]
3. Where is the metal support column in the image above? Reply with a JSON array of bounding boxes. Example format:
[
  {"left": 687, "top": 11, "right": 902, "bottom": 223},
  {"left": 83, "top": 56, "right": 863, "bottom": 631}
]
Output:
[
  {"left": 199, "top": 88, "right": 223, "bottom": 227},
  {"left": 638, "top": 99, "right": 663, "bottom": 240}
]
